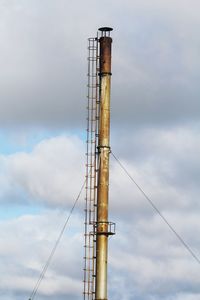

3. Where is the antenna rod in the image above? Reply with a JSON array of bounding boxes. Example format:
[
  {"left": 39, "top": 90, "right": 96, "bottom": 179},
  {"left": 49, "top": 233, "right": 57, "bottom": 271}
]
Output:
[{"left": 95, "top": 27, "right": 114, "bottom": 300}]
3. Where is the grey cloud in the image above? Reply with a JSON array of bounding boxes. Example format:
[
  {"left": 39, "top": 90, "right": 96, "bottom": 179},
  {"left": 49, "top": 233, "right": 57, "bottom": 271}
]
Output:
[
  {"left": 108, "top": 212, "right": 200, "bottom": 299},
  {"left": 0, "top": 0, "right": 200, "bottom": 129},
  {"left": 111, "top": 125, "right": 200, "bottom": 194},
  {"left": 1, "top": 208, "right": 200, "bottom": 300},
  {"left": 0, "top": 212, "right": 83, "bottom": 300},
  {"left": 1, "top": 1, "right": 200, "bottom": 300}
]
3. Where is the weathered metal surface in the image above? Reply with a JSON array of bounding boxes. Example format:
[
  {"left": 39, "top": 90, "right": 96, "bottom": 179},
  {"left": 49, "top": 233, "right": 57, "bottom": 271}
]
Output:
[
  {"left": 99, "top": 37, "right": 112, "bottom": 75},
  {"left": 95, "top": 35, "right": 112, "bottom": 300}
]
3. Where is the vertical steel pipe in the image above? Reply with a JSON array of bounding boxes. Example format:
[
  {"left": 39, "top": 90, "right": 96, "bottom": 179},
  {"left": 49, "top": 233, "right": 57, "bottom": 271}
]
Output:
[{"left": 95, "top": 31, "right": 112, "bottom": 300}]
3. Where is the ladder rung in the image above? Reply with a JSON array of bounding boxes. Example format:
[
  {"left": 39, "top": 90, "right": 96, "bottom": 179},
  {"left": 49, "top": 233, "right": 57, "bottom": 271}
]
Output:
[
  {"left": 87, "top": 84, "right": 98, "bottom": 88},
  {"left": 83, "top": 256, "right": 94, "bottom": 260},
  {"left": 83, "top": 268, "right": 94, "bottom": 272},
  {"left": 86, "top": 140, "right": 96, "bottom": 143},
  {"left": 87, "top": 94, "right": 97, "bottom": 100},
  {"left": 87, "top": 73, "right": 97, "bottom": 78},
  {"left": 87, "top": 108, "right": 97, "bottom": 111}
]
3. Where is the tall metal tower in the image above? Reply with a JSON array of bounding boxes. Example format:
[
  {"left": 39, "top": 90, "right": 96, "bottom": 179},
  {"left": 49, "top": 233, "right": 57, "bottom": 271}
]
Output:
[{"left": 84, "top": 27, "right": 115, "bottom": 300}]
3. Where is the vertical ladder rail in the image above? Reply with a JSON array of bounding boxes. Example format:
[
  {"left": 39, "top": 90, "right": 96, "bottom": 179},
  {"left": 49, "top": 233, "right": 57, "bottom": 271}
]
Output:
[{"left": 83, "top": 37, "right": 99, "bottom": 300}]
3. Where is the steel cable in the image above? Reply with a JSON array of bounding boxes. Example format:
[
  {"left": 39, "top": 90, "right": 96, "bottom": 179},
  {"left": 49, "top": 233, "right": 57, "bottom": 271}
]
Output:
[
  {"left": 28, "top": 178, "right": 86, "bottom": 300},
  {"left": 111, "top": 151, "right": 200, "bottom": 265}
]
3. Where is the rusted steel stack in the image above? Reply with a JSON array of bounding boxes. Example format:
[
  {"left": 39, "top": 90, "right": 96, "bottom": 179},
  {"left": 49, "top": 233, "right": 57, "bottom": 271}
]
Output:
[{"left": 84, "top": 27, "right": 115, "bottom": 300}]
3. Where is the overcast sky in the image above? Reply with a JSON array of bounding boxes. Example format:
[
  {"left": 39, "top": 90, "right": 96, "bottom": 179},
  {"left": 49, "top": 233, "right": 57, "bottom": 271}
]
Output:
[{"left": 1, "top": 1, "right": 200, "bottom": 300}]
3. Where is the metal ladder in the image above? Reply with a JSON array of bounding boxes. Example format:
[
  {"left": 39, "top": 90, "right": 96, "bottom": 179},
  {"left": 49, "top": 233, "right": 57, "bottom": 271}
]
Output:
[{"left": 83, "top": 37, "right": 99, "bottom": 300}]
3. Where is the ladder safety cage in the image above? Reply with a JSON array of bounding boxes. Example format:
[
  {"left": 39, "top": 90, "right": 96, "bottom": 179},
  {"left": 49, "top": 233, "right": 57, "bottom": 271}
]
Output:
[{"left": 83, "top": 36, "right": 100, "bottom": 300}]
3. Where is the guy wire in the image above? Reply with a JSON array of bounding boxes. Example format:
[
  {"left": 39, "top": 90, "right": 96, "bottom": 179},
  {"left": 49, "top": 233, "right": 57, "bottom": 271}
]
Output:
[
  {"left": 28, "top": 178, "right": 86, "bottom": 300},
  {"left": 111, "top": 151, "right": 200, "bottom": 266}
]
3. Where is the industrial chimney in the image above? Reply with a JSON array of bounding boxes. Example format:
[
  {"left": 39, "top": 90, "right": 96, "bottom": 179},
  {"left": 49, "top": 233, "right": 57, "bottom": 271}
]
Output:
[{"left": 84, "top": 27, "right": 115, "bottom": 300}]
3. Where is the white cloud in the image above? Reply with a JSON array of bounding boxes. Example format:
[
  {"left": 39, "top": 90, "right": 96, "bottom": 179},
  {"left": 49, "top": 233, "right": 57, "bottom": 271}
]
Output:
[
  {"left": 0, "top": 129, "right": 200, "bottom": 299},
  {"left": 0, "top": 1, "right": 200, "bottom": 299},
  {"left": 0, "top": 135, "right": 85, "bottom": 207},
  {"left": 0, "top": 210, "right": 83, "bottom": 299}
]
